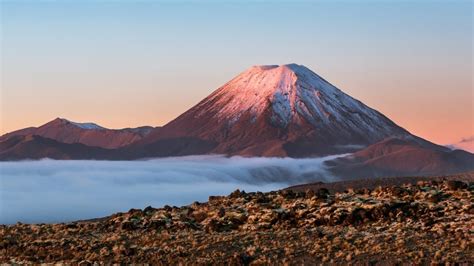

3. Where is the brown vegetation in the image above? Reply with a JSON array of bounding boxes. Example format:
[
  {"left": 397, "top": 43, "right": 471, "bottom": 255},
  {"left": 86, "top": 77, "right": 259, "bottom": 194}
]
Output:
[{"left": 1, "top": 175, "right": 473, "bottom": 264}]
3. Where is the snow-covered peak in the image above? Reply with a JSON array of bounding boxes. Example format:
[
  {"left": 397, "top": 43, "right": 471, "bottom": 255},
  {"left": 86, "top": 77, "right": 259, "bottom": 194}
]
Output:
[
  {"left": 250, "top": 65, "right": 279, "bottom": 71},
  {"left": 197, "top": 64, "right": 334, "bottom": 126},
  {"left": 192, "top": 63, "right": 408, "bottom": 140},
  {"left": 58, "top": 118, "right": 106, "bottom": 130},
  {"left": 246, "top": 64, "right": 315, "bottom": 76}
]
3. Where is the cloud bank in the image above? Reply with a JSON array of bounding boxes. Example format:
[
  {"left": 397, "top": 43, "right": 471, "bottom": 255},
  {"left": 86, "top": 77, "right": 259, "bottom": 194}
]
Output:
[
  {"left": 0, "top": 155, "right": 343, "bottom": 224},
  {"left": 446, "top": 135, "right": 474, "bottom": 153}
]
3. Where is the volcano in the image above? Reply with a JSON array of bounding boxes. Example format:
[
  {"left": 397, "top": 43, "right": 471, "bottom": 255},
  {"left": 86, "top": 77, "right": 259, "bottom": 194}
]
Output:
[
  {"left": 139, "top": 64, "right": 412, "bottom": 157},
  {"left": 1, "top": 63, "right": 473, "bottom": 178}
]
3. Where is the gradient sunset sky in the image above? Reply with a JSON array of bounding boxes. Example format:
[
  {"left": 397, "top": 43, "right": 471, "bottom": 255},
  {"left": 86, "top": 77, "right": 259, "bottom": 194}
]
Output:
[{"left": 1, "top": 0, "right": 472, "bottom": 147}]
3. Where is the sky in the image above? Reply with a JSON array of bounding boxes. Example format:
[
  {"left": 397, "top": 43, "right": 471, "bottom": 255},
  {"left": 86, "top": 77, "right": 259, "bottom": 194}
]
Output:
[{"left": 0, "top": 0, "right": 472, "bottom": 146}]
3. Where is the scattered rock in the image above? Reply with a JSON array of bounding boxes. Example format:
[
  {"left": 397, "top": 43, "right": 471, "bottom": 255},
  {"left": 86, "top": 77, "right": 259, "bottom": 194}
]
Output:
[
  {"left": 1, "top": 175, "right": 473, "bottom": 264},
  {"left": 316, "top": 188, "right": 330, "bottom": 199},
  {"left": 445, "top": 180, "right": 467, "bottom": 190}
]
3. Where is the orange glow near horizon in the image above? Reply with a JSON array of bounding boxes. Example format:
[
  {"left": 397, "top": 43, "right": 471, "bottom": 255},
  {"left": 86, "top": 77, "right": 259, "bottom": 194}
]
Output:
[
  {"left": 1, "top": 1, "right": 472, "bottom": 149},
  {"left": 1, "top": 63, "right": 472, "bottom": 147}
]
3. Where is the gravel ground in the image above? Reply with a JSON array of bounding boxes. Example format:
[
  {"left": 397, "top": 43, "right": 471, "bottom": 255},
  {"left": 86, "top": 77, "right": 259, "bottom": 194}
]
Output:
[
  {"left": 287, "top": 172, "right": 474, "bottom": 193},
  {"left": 1, "top": 173, "right": 473, "bottom": 264}
]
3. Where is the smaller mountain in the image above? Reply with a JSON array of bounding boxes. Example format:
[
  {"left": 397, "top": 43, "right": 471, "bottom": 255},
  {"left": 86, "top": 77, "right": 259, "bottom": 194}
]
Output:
[
  {"left": 0, "top": 135, "right": 114, "bottom": 160},
  {"left": 0, "top": 118, "right": 155, "bottom": 149},
  {"left": 0, "top": 134, "right": 217, "bottom": 161},
  {"left": 1, "top": 64, "right": 472, "bottom": 180},
  {"left": 326, "top": 137, "right": 474, "bottom": 179}
]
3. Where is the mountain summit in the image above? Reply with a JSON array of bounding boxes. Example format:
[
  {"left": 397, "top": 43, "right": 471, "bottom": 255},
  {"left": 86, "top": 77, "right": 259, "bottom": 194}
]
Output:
[
  {"left": 1, "top": 63, "right": 472, "bottom": 179},
  {"left": 0, "top": 118, "right": 154, "bottom": 150},
  {"left": 142, "top": 64, "right": 411, "bottom": 156}
]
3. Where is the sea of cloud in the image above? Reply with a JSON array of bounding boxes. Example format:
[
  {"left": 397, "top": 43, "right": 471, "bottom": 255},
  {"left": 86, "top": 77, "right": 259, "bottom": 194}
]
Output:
[{"left": 0, "top": 155, "right": 344, "bottom": 224}]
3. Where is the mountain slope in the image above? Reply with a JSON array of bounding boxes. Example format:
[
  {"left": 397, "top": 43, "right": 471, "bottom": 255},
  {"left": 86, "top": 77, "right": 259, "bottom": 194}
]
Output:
[
  {"left": 140, "top": 64, "right": 412, "bottom": 156},
  {"left": 1, "top": 63, "right": 472, "bottom": 179},
  {"left": 326, "top": 137, "right": 474, "bottom": 179},
  {"left": 0, "top": 118, "right": 154, "bottom": 149},
  {"left": 0, "top": 135, "right": 115, "bottom": 160}
]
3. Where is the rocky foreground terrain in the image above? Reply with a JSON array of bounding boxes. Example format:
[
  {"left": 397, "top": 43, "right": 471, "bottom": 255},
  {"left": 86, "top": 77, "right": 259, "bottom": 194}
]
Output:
[{"left": 1, "top": 174, "right": 473, "bottom": 264}]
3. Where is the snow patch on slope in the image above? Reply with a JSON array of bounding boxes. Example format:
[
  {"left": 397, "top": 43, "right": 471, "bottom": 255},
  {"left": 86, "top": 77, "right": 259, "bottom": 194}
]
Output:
[
  {"left": 197, "top": 64, "right": 299, "bottom": 127},
  {"left": 271, "top": 91, "right": 292, "bottom": 127},
  {"left": 61, "top": 118, "right": 105, "bottom": 130}
]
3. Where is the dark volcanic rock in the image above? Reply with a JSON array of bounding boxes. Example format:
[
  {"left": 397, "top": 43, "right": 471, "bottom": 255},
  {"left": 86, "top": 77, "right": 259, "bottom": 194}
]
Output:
[{"left": 1, "top": 174, "right": 473, "bottom": 264}]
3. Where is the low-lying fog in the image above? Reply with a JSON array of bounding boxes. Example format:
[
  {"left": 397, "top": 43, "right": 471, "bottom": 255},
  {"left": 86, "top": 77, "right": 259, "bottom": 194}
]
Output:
[{"left": 0, "top": 155, "right": 344, "bottom": 224}]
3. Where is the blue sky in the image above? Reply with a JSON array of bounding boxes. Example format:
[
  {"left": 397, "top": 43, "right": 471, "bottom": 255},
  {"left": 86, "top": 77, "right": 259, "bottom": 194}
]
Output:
[{"left": 1, "top": 0, "right": 472, "bottom": 144}]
